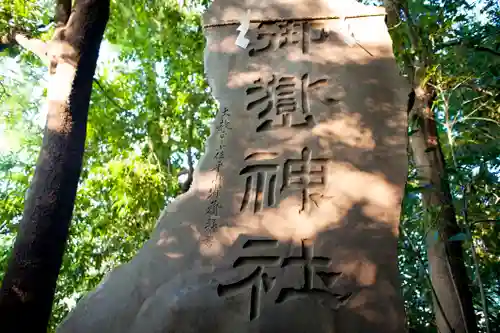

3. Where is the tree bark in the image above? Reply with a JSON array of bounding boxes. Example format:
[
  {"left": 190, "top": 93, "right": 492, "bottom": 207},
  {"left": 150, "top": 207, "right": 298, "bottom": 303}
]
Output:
[
  {"left": 182, "top": 107, "right": 196, "bottom": 194},
  {"left": 384, "top": 1, "right": 478, "bottom": 332},
  {"left": 410, "top": 87, "right": 477, "bottom": 333},
  {"left": 0, "top": 0, "right": 109, "bottom": 332}
]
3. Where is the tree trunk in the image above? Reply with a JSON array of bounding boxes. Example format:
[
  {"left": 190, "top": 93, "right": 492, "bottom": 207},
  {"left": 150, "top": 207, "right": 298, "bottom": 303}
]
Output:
[
  {"left": 0, "top": 0, "right": 109, "bottom": 332},
  {"left": 409, "top": 87, "right": 477, "bottom": 333},
  {"left": 384, "top": 0, "right": 478, "bottom": 332}
]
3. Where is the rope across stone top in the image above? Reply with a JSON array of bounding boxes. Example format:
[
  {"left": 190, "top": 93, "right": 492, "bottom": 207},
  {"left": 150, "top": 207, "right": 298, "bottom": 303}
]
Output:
[{"left": 203, "top": 13, "right": 387, "bottom": 28}]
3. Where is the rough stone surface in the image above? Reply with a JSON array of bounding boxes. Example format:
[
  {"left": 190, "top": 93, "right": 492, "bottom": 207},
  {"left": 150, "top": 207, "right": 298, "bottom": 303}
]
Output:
[{"left": 57, "top": 1, "right": 410, "bottom": 332}]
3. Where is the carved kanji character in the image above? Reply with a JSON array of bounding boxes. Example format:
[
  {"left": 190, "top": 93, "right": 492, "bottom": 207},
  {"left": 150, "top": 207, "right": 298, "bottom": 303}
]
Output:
[{"left": 281, "top": 147, "right": 328, "bottom": 212}]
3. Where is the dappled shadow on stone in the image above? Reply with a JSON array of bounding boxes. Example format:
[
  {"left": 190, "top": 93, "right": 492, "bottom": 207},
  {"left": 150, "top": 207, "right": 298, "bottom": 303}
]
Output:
[
  {"left": 124, "top": 221, "right": 402, "bottom": 333},
  {"left": 56, "top": 1, "right": 410, "bottom": 333}
]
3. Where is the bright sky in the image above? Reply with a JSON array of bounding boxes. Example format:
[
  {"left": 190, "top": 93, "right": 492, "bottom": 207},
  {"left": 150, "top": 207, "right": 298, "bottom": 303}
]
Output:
[{"left": 0, "top": 41, "right": 120, "bottom": 153}]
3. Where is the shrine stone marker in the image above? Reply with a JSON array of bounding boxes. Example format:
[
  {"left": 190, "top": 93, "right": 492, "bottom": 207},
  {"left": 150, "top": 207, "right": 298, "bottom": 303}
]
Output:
[{"left": 57, "top": 1, "right": 410, "bottom": 332}]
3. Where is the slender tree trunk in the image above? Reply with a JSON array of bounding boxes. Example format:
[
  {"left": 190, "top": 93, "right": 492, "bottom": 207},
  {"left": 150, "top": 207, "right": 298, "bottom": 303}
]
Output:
[
  {"left": 384, "top": 1, "right": 478, "bottom": 332},
  {"left": 410, "top": 87, "right": 477, "bottom": 333},
  {"left": 0, "top": 0, "right": 109, "bottom": 332},
  {"left": 181, "top": 106, "right": 196, "bottom": 194}
]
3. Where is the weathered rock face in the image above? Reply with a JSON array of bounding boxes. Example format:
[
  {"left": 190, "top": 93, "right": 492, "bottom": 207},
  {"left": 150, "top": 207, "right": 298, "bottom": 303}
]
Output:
[{"left": 57, "top": 1, "right": 410, "bottom": 332}]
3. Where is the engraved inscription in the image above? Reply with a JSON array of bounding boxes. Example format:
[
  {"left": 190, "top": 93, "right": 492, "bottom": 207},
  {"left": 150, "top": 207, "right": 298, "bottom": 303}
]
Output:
[
  {"left": 203, "top": 107, "right": 231, "bottom": 243},
  {"left": 239, "top": 152, "right": 280, "bottom": 213},
  {"left": 240, "top": 147, "right": 328, "bottom": 213},
  {"left": 217, "top": 239, "right": 280, "bottom": 321},
  {"left": 240, "top": 165, "right": 280, "bottom": 213},
  {"left": 281, "top": 147, "right": 328, "bottom": 213},
  {"left": 275, "top": 239, "right": 350, "bottom": 305},
  {"left": 249, "top": 21, "right": 329, "bottom": 56},
  {"left": 217, "top": 238, "right": 351, "bottom": 321},
  {"left": 245, "top": 74, "right": 339, "bottom": 132}
]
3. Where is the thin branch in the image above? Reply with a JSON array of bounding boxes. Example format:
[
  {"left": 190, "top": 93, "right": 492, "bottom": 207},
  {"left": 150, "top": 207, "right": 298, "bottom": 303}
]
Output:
[
  {"left": 472, "top": 46, "right": 500, "bottom": 57},
  {"left": 183, "top": 106, "right": 195, "bottom": 193},
  {"left": 442, "top": 94, "right": 458, "bottom": 167},
  {"left": 463, "top": 95, "right": 488, "bottom": 106},
  {"left": 455, "top": 101, "right": 495, "bottom": 128},
  {"left": 400, "top": 224, "right": 454, "bottom": 333},
  {"left": 383, "top": 0, "right": 423, "bottom": 88},
  {"left": 438, "top": 39, "right": 500, "bottom": 57},
  {"left": 187, "top": 141, "right": 194, "bottom": 177},
  {"left": 444, "top": 104, "right": 492, "bottom": 332},
  {"left": 92, "top": 78, "right": 133, "bottom": 118},
  {"left": 0, "top": 80, "right": 10, "bottom": 98},
  {"left": 464, "top": 85, "right": 495, "bottom": 97},
  {"left": 438, "top": 39, "right": 468, "bottom": 48},
  {"left": 462, "top": 185, "right": 491, "bottom": 333},
  {"left": 13, "top": 34, "right": 48, "bottom": 63},
  {"left": 461, "top": 117, "right": 500, "bottom": 127},
  {"left": 55, "top": 0, "right": 72, "bottom": 27},
  {"left": 147, "top": 137, "right": 163, "bottom": 172},
  {"left": 471, "top": 219, "right": 500, "bottom": 226},
  {"left": 400, "top": 2, "right": 420, "bottom": 56}
]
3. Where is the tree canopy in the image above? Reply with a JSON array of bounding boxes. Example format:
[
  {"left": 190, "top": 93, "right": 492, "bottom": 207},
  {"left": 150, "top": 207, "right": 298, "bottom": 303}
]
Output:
[{"left": 0, "top": 0, "right": 498, "bottom": 332}]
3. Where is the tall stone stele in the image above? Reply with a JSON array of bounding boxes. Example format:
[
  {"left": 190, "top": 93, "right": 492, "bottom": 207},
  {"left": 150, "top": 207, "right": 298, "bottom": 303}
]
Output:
[{"left": 58, "top": 1, "right": 410, "bottom": 332}]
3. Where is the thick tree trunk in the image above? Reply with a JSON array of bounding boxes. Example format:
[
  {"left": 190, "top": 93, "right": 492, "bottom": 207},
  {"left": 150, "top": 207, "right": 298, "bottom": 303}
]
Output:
[
  {"left": 0, "top": 0, "right": 109, "bottom": 332},
  {"left": 409, "top": 87, "right": 477, "bottom": 333}
]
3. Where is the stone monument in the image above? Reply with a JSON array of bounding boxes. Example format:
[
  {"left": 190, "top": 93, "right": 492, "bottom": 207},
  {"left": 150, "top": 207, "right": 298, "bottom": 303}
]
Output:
[{"left": 57, "top": 1, "right": 410, "bottom": 332}]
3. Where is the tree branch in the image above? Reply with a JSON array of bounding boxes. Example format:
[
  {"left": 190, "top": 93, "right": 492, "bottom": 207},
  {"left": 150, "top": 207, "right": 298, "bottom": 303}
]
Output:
[
  {"left": 13, "top": 34, "right": 48, "bottom": 63},
  {"left": 400, "top": 224, "right": 453, "bottom": 333},
  {"left": 0, "top": 28, "right": 48, "bottom": 63},
  {"left": 471, "top": 219, "right": 500, "bottom": 226},
  {"left": 383, "top": 0, "right": 421, "bottom": 89},
  {"left": 438, "top": 39, "right": 500, "bottom": 57},
  {"left": 55, "top": 0, "right": 72, "bottom": 27},
  {"left": 472, "top": 46, "right": 500, "bottom": 57},
  {"left": 1, "top": 0, "right": 71, "bottom": 55},
  {"left": 464, "top": 84, "right": 495, "bottom": 97},
  {"left": 92, "top": 78, "right": 134, "bottom": 118},
  {"left": 462, "top": 185, "right": 491, "bottom": 333},
  {"left": 0, "top": 80, "right": 10, "bottom": 98},
  {"left": 182, "top": 107, "right": 195, "bottom": 193}
]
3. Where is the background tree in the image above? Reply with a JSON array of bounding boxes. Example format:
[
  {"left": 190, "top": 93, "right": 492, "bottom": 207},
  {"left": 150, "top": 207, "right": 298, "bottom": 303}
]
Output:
[
  {"left": 0, "top": 0, "right": 110, "bottom": 332},
  {"left": 383, "top": 0, "right": 499, "bottom": 332}
]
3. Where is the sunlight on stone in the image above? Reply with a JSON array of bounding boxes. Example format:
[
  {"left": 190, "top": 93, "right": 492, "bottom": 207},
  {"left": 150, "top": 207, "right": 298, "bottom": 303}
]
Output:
[
  {"left": 312, "top": 113, "right": 375, "bottom": 149},
  {"left": 329, "top": 164, "right": 401, "bottom": 214},
  {"left": 339, "top": 260, "right": 377, "bottom": 286},
  {"left": 199, "top": 237, "right": 225, "bottom": 256},
  {"left": 228, "top": 69, "right": 267, "bottom": 89},
  {"left": 164, "top": 252, "right": 184, "bottom": 259},
  {"left": 156, "top": 231, "right": 177, "bottom": 247},
  {"left": 205, "top": 34, "right": 241, "bottom": 55},
  {"left": 193, "top": 169, "right": 223, "bottom": 198}
]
